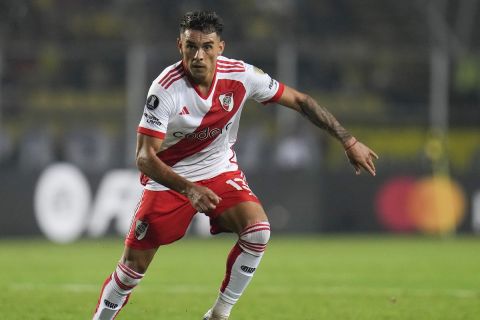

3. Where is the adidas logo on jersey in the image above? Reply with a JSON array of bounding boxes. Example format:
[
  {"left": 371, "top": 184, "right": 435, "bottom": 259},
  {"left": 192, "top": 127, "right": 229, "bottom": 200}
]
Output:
[{"left": 179, "top": 106, "right": 190, "bottom": 115}]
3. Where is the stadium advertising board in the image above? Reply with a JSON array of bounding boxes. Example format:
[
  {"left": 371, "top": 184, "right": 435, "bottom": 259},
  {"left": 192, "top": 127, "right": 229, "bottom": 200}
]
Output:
[{"left": 0, "top": 163, "right": 479, "bottom": 242}]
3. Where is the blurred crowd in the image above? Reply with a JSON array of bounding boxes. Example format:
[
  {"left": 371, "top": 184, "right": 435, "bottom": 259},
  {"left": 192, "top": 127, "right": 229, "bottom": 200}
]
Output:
[{"left": 0, "top": 0, "right": 478, "bottom": 174}]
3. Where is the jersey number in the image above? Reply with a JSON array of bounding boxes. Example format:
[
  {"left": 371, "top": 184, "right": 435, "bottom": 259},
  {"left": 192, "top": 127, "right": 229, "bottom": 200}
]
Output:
[{"left": 226, "top": 178, "right": 253, "bottom": 196}]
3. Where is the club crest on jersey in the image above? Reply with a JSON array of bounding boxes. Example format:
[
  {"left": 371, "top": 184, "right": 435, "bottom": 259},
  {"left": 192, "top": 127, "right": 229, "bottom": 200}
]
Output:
[
  {"left": 134, "top": 220, "right": 148, "bottom": 240},
  {"left": 219, "top": 92, "right": 234, "bottom": 112}
]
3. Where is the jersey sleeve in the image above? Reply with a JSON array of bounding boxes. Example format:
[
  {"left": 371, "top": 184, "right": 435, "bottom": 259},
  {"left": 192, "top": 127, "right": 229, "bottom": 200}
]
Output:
[
  {"left": 244, "top": 63, "right": 285, "bottom": 104},
  {"left": 137, "top": 81, "right": 174, "bottom": 139}
]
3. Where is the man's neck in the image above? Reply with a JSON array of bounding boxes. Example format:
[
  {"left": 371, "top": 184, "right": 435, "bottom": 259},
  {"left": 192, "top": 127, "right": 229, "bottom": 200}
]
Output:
[{"left": 190, "top": 71, "right": 215, "bottom": 96}]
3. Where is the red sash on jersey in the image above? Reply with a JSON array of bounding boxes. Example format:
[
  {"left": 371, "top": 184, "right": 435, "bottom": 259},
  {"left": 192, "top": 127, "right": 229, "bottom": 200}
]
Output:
[{"left": 140, "top": 79, "right": 246, "bottom": 186}]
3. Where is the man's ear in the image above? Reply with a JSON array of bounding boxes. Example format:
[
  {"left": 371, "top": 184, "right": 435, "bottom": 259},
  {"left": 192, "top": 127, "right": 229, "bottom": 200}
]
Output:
[
  {"left": 177, "top": 38, "right": 182, "bottom": 55},
  {"left": 218, "top": 40, "right": 225, "bottom": 56}
]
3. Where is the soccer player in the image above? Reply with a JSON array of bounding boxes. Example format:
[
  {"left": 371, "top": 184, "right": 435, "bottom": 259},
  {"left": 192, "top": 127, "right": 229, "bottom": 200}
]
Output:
[{"left": 92, "top": 10, "right": 378, "bottom": 320}]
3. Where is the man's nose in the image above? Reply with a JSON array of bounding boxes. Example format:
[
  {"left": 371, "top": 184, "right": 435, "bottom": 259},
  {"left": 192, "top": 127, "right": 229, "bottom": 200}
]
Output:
[{"left": 194, "top": 48, "right": 204, "bottom": 60}]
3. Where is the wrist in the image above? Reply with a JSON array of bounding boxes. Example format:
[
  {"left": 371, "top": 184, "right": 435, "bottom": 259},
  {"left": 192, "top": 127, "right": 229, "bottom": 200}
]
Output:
[
  {"left": 180, "top": 181, "right": 195, "bottom": 196},
  {"left": 344, "top": 137, "right": 358, "bottom": 151}
]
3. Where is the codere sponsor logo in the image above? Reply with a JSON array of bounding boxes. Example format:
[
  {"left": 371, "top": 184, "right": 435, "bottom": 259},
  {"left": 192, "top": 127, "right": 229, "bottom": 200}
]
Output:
[{"left": 173, "top": 122, "right": 232, "bottom": 140}]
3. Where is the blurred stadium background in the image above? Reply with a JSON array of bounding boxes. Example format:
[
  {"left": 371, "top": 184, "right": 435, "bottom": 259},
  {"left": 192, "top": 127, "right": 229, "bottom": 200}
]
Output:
[
  {"left": 1, "top": 1, "right": 480, "bottom": 319},
  {"left": 1, "top": 0, "right": 479, "bottom": 240}
]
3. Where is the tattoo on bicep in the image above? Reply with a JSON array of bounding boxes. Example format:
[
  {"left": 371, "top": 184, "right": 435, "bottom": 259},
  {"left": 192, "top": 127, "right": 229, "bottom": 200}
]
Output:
[{"left": 299, "top": 96, "right": 351, "bottom": 143}]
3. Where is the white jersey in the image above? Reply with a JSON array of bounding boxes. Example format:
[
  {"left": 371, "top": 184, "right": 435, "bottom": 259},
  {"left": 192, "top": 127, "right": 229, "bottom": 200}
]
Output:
[{"left": 138, "top": 56, "right": 284, "bottom": 191}]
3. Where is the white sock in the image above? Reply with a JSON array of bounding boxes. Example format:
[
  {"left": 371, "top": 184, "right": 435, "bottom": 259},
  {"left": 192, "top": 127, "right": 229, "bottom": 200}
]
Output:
[
  {"left": 93, "top": 263, "right": 144, "bottom": 320},
  {"left": 211, "top": 222, "right": 270, "bottom": 317}
]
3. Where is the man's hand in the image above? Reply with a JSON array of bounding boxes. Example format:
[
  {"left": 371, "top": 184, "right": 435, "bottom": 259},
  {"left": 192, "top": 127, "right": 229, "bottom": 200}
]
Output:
[
  {"left": 184, "top": 184, "right": 222, "bottom": 213},
  {"left": 344, "top": 137, "right": 379, "bottom": 176}
]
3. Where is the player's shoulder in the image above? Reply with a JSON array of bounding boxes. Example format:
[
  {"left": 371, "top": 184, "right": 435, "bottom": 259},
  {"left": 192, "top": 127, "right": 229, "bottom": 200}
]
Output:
[
  {"left": 151, "top": 61, "right": 186, "bottom": 92},
  {"left": 217, "top": 56, "right": 248, "bottom": 74}
]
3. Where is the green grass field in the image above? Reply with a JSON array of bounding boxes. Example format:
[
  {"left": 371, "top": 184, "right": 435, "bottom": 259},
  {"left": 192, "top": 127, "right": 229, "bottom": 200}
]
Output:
[{"left": 0, "top": 235, "right": 479, "bottom": 319}]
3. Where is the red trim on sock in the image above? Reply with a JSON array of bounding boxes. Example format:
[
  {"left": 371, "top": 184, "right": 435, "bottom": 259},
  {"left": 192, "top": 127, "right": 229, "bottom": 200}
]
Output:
[
  {"left": 118, "top": 263, "right": 143, "bottom": 279},
  {"left": 241, "top": 227, "right": 271, "bottom": 236},
  {"left": 93, "top": 274, "right": 112, "bottom": 315},
  {"left": 238, "top": 240, "right": 266, "bottom": 253},
  {"left": 240, "top": 223, "right": 270, "bottom": 236},
  {"left": 220, "top": 243, "right": 243, "bottom": 293},
  {"left": 113, "top": 293, "right": 131, "bottom": 320},
  {"left": 113, "top": 271, "right": 135, "bottom": 291},
  {"left": 239, "top": 240, "right": 267, "bottom": 249}
]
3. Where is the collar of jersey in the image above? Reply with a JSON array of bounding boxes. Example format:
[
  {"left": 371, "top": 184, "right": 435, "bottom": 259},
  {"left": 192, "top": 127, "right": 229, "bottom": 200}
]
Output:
[{"left": 182, "top": 60, "right": 218, "bottom": 100}]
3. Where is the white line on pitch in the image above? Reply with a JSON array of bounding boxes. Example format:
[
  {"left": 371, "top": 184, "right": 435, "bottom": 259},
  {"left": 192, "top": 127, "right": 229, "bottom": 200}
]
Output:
[{"left": 9, "top": 283, "right": 478, "bottom": 298}]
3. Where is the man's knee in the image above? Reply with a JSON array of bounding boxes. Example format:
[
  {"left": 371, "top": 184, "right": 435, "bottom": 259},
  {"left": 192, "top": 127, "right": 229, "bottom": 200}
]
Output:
[
  {"left": 238, "top": 221, "right": 271, "bottom": 256},
  {"left": 122, "top": 247, "right": 157, "bottom": 274},
  {"left": 122, "top": 258, "right": 148, "bottom": 274}
]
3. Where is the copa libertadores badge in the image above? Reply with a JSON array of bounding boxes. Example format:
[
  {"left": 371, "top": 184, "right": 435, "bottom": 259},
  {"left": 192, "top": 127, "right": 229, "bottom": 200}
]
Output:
[
  {"left": 146, "top": 95, "right": 159, "bottom": 110},
  {"left": 219, "top": 92, "right": 234, "bottom": 112},
  {"left": 134, "top": 220, "right": 149, "bottom": 240}
]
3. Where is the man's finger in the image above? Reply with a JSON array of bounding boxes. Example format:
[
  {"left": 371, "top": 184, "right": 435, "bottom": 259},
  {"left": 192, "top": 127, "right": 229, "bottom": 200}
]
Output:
[
  {"left": 362, "top": 160, "right": 375, "bottom": 176},
  {"left": 209, "top": 193, "right": 222, "bottom": 204},
  {"left": 370, "top": 150, "right": 379, "bottom": 159},
  {"left": 367, "top": 158, "right": 376, "bottom": 173},
  {"left": 354, "top": 163, "right": 361, "bottom": 175}
]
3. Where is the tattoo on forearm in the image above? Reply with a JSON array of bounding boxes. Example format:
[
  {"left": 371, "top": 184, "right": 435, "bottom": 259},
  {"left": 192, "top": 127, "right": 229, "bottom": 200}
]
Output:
[{"left": 299, "top": 96, "right": 352, "bottom": 143}]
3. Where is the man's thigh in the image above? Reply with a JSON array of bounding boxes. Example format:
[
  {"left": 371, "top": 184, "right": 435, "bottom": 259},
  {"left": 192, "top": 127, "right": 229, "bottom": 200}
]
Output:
[
  {"left": 216, "top": 201, "right": 268, "bottom": 234},
  {"left": 203, "top": 170, "right": 267, "bottom": 234},
  {"left": 125, "top": 190, "right": 197, "bottom": 249}
]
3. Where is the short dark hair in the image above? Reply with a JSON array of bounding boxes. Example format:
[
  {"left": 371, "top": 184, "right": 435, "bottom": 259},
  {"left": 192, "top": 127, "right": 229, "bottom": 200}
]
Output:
[{"left": 179, "top": 11, "right": 224, "bottom": 36}]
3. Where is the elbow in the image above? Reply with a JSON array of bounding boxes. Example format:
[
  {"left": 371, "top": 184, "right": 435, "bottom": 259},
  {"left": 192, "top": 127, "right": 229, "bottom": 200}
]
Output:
[
  {"left": 136, "top": 146, "right": 163, "bottom": 175},
  {"left": 296, "top": 93, "right": 313, "bottom": 114},
  {"left": 299, "top": 93, "right": 313, "bottom": 106},
  {"left": 136, "top": 153, "right": 150, "bottom": 172}
]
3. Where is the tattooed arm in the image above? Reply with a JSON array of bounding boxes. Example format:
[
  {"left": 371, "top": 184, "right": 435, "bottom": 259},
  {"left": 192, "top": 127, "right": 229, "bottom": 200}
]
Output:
[{"left": 276, "top": 85, "right": 378, "bottom": 176}]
